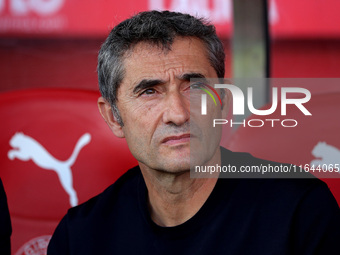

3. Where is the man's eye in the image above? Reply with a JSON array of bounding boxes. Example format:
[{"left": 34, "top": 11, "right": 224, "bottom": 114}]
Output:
[
  {"left": 190, "top": 82, "right": 206, "bottom": 90},
  {"left": 141, "top": 88, "right": 156, "bottom": 95}
]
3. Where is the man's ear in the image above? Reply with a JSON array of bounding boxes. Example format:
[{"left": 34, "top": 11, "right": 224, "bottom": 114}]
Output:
[
  {"left": 97, "top": 97, "right": 125, "bottom": 138},
  {"left": 221, "top": 88, "right": 231, "bottom": 119}
]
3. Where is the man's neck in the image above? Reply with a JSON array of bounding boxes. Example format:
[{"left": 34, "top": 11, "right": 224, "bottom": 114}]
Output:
[{"left": 139, "top": 149, "right": 221, "bottom": 227}]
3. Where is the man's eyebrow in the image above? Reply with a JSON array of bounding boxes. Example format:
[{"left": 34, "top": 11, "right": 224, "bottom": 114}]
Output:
[
  {"left": 180, "top": 72, "right": 208, "bottom": 83},
  {"left": 132, "top": 73, "right": 207, "bottom": 94},
  {"left": 132, "top": 79, "right": 164, "bottom": 94}
]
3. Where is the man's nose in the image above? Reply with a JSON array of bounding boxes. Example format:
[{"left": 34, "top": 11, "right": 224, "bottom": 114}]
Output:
[{"left": 162, "top": 91, "right": 190, "bottom": 126}]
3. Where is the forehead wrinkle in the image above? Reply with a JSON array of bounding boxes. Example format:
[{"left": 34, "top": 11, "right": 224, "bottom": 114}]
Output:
[{"left": 121, "top": 38, "right": 216, "bottom": 94}]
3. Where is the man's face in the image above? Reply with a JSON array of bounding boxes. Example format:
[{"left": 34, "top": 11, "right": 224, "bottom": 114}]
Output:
[{"left": 100, "top": 37, "right": 226, "bottom": 173}]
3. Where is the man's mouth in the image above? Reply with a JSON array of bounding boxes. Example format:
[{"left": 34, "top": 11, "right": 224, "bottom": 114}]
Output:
[{"left": 161, "top": 134, "right": 191, "bottom": 145}]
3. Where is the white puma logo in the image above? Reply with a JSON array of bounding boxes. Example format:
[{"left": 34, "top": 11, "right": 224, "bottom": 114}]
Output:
[
  {"left": 8, "top": 132, "right": 91, "bottom": 207},
  {"left": 310, "top": 141, "right": 340, "bottom": 172},
  {"left": 269, "top": 0, "right": 279, "bottom": 24}
]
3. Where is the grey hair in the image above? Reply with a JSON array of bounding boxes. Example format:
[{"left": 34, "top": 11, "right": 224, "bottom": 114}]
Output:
[{"left": 97, "top": 10, "right": 225, "bottom": 125}]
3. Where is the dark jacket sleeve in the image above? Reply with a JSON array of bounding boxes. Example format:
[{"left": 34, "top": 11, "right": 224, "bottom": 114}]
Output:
[
  {"left": 47, "top": 215, "right": 70, "bottom": 255},
  {"left": 292, "top": 182, "right": 340, "bottom": 255},
  {"left": 0, "top": 178, "right": 12, "bottom": 255}
]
